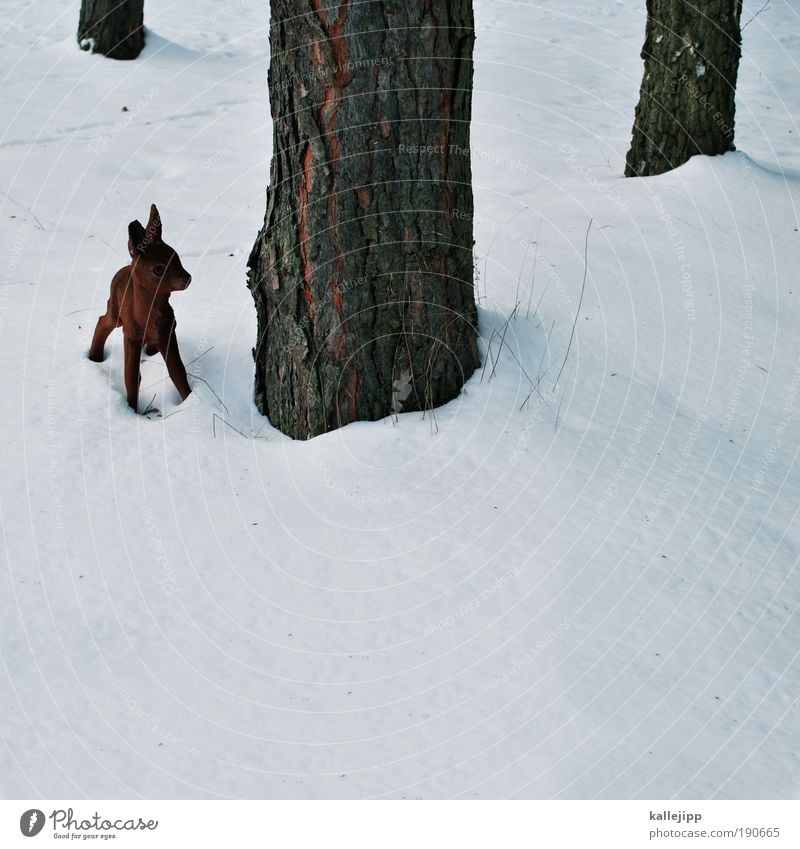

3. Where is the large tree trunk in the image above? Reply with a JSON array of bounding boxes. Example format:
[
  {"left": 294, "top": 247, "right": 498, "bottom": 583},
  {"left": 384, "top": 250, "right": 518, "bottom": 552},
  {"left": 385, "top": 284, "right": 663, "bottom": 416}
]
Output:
[
  {"left": 247, "top": 1, "right": 480, "bottom": 439},
  {"left": 625, "top": 0, "right": 743, "bottom": 177},
  {"left": 78, "top": 0, "right": 145, "bottom": 61}
]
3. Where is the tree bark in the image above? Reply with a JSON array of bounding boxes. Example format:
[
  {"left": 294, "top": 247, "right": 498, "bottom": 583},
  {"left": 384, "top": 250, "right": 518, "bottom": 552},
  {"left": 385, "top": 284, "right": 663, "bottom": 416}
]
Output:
[
  {"left": 247, "top": 0, "right": 479, "bottom": 439},
  {"left": 78, "top": 0, "right": 145, "bottom": 61},
  {"left": 625, "top": 0, "right": 743, "bottom": 177}
]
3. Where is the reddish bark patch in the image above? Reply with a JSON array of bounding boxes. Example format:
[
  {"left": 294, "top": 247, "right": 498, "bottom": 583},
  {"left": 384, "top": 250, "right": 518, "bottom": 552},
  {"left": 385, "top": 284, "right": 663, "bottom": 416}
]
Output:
[
  {"left": 312, "top": 2, "right": 353, "bottom": 368},
  {"left": 298, "top": 143, "right": 316, "bottom": 319},
  {"left": 332, "top": 281, "right": 345, "bottom": 314},
  {"left": 310, "top": 40, "right": 325, "bottom": 76}
]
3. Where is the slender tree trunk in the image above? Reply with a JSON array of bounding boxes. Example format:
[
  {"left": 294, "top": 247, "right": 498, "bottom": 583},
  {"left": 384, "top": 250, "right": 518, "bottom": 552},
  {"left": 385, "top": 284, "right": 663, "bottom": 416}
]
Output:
[
  {"left": 247, "top": 1, "right": 479, "bottom": 439},
  {"left": 625, "top": 0, "right": 743, "bottom": 177},
  {"left": 78, "top": 0, "right": 145, "bottom": 61}
]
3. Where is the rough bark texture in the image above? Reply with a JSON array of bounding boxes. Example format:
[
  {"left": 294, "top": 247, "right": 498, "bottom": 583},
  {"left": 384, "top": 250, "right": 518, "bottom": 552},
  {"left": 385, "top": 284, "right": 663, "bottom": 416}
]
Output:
[
  {"left": 78, "top": 0, "right": 145, "bottom": 61},
  {"left": 625, "top": 0, "right": 743, "bottom": 177},
  {"left": 247, "top": 0, "right": 479, "bottom": 439}
]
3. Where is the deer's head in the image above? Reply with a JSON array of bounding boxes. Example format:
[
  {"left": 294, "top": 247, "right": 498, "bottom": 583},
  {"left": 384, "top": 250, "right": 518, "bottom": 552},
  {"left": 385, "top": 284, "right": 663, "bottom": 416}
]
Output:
[{"left": 128, "top": 204, "right": 192, "bottom": 293}]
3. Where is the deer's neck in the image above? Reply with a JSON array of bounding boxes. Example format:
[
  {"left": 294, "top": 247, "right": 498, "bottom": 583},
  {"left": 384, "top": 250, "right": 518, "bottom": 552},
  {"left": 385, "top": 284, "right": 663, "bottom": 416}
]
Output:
[{"left": 132, "top": 277, "right": 174, "bottom": 330}]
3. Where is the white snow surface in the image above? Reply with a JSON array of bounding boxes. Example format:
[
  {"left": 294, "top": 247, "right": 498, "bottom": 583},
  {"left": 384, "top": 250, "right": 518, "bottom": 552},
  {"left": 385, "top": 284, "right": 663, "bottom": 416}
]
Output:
[{"left": 1, "top": 0, "right": 799, "bottom": 799}]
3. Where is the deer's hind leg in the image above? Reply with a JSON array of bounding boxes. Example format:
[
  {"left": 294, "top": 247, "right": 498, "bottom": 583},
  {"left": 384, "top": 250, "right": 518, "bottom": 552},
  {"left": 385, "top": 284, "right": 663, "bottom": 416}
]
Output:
[
  {"left": 89, "top": 300, "right": 120, "bottom": 363},
  {"left": 89, "top": 281, "right": 122, "bottom": 363}
]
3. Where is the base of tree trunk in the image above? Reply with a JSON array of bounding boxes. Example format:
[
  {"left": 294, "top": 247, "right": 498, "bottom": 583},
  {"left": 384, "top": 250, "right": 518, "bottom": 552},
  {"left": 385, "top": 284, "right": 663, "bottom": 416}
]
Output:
[
  {"left": 78, "top": 0, "right": 145, "bottom": 61},
  {"left": 625, "top": 0, "right": 742, "bottom": 177}
]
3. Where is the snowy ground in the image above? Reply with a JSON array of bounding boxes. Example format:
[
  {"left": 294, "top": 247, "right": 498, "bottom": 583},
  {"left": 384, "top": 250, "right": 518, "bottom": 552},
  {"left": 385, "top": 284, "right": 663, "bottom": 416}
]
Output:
[{"left": 1, "top": 0, "right": 799, "bottom": 799}]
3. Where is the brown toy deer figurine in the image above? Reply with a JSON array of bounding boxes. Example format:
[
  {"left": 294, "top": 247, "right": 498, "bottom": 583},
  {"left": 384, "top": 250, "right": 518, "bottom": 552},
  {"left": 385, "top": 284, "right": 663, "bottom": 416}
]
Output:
[{"left": 89, "top": 204, "right": 192, "bottom": 412}]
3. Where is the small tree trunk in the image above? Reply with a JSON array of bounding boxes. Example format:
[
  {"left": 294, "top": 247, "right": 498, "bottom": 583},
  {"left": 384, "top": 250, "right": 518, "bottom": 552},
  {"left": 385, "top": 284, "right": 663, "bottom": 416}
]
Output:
[
  {"left": 625, "top": 0, "right": 743, "bottom": 177},
  {"left": 78, "top": 0, "right": 145, "bottom": 61},
  {"left": 247, "top": 0, "right": 480, "bottom": 439}
]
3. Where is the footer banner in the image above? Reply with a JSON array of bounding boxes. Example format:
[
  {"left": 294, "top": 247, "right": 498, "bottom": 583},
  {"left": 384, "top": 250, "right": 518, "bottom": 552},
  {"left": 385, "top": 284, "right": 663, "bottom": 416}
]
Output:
[{"left": 3, "top": 800, "right": 798, "bottom": 848}]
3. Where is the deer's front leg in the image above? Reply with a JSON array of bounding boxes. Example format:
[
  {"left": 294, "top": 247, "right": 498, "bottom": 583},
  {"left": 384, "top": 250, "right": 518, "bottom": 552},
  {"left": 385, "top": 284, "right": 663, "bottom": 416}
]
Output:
[
  {"left": 123, "top": 335, "right": 144, "bottom": 411},
  {"left": 159, "top": 328, "right": 191, "bottom": 401}
]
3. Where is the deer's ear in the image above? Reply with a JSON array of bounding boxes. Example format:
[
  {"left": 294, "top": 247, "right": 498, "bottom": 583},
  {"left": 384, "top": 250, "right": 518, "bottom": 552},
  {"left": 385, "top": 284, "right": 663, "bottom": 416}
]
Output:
[
  {"left": 146, "top": 204, "right": 162, "bottom": 242},
  {"left": 128, "top": 220, "right": 148, "bottom": 257}
]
